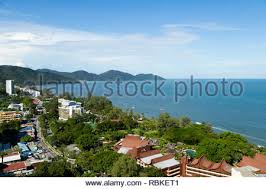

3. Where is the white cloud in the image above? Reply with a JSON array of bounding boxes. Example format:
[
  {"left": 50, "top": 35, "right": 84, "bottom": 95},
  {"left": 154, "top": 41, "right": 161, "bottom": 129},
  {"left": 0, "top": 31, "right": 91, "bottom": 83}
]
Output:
[
  {"left": 0, "top": 21, "right": 198, "bottom": 46},
  {"left": 1, "top": 21, "right": 263, "bottom": 78},
  {"left": 0, "top": 21, "right": 199, "bottom": 75}
]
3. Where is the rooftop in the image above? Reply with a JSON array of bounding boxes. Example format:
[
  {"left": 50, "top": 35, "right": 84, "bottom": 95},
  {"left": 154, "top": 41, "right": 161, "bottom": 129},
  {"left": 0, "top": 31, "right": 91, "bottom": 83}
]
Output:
[
  {"left": 17, "top": 142, "right": 30, "bottom": 152},
  {"left": 120, "top": 135, "right": 150, "bottom": 149},
  {"left": 237, "top": 153, "right": 266, "bottom": 174},
  {"left": 190, "top": 156, "right": 232, "bottom": 175},
  {"left": 232, "top": 166, "right": 260, "bottom": 177},
  {"left": 3, "top": 152, "right": 21, "bottom": 163},
  {"left": 140, "top": 154, "right": 163, "bottom": 165},
  {"left": 153, "top": 158, "right": 180, "bottom": 170},
  {"left": 1, "top": 162, "right": 26, "bottom": 173}
]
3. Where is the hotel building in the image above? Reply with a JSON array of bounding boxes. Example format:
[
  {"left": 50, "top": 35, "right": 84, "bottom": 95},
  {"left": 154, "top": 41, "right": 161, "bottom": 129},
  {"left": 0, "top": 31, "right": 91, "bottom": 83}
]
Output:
[
  {"left": 180, "top": 156, "right": 232, "bottom": 177},
  {"left": 113, "top": 135, "right": 236, "bottom": 177},
  {"left": 58, "top": 98, "right": 84, "bottom": 121},
  {"left": 114, "top": 135, "right": 180, "bottom": 177},
  {"left": 6, "top": 80, "right": 14, "bottom": 95}
]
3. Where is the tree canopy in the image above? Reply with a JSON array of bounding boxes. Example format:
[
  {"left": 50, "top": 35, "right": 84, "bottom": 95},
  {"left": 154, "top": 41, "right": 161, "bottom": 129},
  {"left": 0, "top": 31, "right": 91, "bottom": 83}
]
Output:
[
  {"left": 32, "top": 159, "right": 76, "bottom": 177},
  {"left": 75, "top": 133, "right": 99, "bottom": 151},
  {"left": 196, "top": 132, "right": 255, "bottom": 164},
  {"left": 111, "top": 155, "right": 140, "bottom": 177}
]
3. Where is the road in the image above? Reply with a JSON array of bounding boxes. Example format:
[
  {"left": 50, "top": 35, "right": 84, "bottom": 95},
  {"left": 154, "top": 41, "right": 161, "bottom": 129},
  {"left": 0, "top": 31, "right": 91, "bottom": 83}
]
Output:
[{"left": 35, "top": 116, "right": 62, "bottom": 157}]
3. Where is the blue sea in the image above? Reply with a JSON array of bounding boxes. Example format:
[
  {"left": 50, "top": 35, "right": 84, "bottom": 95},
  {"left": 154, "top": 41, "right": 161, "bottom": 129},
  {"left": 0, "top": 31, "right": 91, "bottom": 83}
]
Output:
[{"left": 41, "top": 79, "right": 266, "bottom": 146}]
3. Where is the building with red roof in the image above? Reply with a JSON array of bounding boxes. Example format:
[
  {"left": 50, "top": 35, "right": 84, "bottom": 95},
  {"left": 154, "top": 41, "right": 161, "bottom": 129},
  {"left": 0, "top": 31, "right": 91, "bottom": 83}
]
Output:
[
  {"left": 0, "top": 162, "right": 28, "bottom": 176},
  {"left": 180, "top": 156, "right": 231, "bottom": 177},
  {"left": 114, "top": 135, "right": 180, "bottom": 177},
  {"left": 234, "top": 153, "right": 266, "bottom": 176},
  {"left": 114, "top": 135, "right": 235, "bottom": 177}
]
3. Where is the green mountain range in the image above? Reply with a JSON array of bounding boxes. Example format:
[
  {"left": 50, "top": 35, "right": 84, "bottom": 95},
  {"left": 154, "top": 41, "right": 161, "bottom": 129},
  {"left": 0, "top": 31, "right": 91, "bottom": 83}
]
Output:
[{"left": 0, "top": 65, "right": 165, "bottom": 85}]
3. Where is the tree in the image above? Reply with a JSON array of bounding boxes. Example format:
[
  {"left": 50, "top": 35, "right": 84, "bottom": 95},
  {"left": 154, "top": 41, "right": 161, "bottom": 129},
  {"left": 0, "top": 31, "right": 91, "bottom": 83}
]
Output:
[
  {"left": 20, "top": 135, "right": 34, "bottom": 142},
  {"left": 158, "top": 113, "right": 179, "bottom": 131},
  {"left": 0, "top": 83, "right": 6, "bottom": 96},
  {"left": 106, "top": 107, "right": 124, "bottom": 120},
  {"left": 96, "top": 119, "right": 126, "bottom": 133},
  {"left": 32, "top": 161, "right": 49, "bottom": 176},
  {"left": 0, "top": 120, "right": 20, "bottom": 145},
  {"left": 47, "top": 159, "right": 74, "bottom": 177},
  {"left": 76, "top": 151, "right": 95, "bottom": 172},
  {"left": 32, "top": 159, "right": 75, "bottom": 177},
  {"left": 139, "top": 167, "right": 165, "bottom": 177},
  {"left": 179, "top": 116, "right": 191, "bottom": 127},
  {"left": 258, "top": 147, "right": 266, "bottom": 155},
  {"left": 75, "top": 134, "right": 99, "bottom": 150},
  {"left": 163, "top": 124, "right": 213, "bottom": 145},
  {"left": 196, "top": 132, "right": 255, "bottom": 164},
  {"left": 111, "top": 155, "right": 140, "bottom": 177},
  {"left": 104, "top": 130, "right": 127, "bottom": 142},
  {"left": 43, "top": 97, "right": 59, "bottom": 118},
  {"left": 92, "top": 150, "right": 119, "bottom": 174},
  {"left": 22, "top": 97, "right": 33, "bottom": 108},
  {"left": 122, "top": 113, "right": 138, "bottom": 130},
  {"left": 84, "top": 96, "right": 112, "bottom": 113},
  {"left": 140, "top": 119, "right": 158, "bottom": 131}
]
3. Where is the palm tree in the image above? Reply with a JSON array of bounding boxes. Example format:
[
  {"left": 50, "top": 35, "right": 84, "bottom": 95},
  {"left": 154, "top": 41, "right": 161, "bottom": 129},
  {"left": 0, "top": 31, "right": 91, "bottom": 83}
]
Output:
[{"left": 0, "top": 151, "right": 8, "bottom": 164}]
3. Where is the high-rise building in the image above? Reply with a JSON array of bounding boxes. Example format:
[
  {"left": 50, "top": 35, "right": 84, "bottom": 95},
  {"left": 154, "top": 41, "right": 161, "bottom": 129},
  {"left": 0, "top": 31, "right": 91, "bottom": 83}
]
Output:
[{"left": 6, "top": 80, "right": 14, "bottom": 95}]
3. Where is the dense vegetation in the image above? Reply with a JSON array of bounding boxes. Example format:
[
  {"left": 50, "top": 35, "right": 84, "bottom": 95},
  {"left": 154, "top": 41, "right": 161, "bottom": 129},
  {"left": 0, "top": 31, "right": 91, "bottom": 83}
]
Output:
[
  {"left": 32, "top": 159, "right": 76, "bottom": 177},
  {"left": 0, "top": 85, "right": 38, "bottom": 146},
  {"left": 0, "top": 121, "right": 20, "bottom": 145},
  {"left": 196, "top": 132, "right": 255, "bottom": 164},
  {"left": 31, "top": 93, "right": 260, "bottom": 177}
]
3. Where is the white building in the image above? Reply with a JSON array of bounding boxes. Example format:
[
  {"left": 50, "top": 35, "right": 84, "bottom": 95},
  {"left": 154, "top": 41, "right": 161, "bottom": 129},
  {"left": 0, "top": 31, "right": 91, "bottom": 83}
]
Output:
[
  {"left": 3, "top": 152, "right": 21, "bottom": 163},
  {"left": 17, "top": 87, "right": 41, "bottom": 97},
  {"left": 8, "top": 103, "right": 24, "bottom": 111},
  {"left": 6, "top": 80, "right": 14, "bottom": 95},
  {"left": 27, "top": 89, "right": 41, "bottom": 97},
  {"left": 58, "top": 98, "right": 84, "bottom": 121}
]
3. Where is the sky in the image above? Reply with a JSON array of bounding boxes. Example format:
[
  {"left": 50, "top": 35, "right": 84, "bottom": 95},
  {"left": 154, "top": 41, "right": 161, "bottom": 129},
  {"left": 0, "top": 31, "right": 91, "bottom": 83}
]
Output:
[{"left": 0, "top": 0, "right": 266, "bottom": 78}]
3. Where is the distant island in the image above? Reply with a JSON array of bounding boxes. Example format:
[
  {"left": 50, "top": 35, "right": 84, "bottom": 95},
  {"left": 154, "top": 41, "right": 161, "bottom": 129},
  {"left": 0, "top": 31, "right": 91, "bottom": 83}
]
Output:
[{"left": 0, "top": 65, "right": 165, "bottom": 85}]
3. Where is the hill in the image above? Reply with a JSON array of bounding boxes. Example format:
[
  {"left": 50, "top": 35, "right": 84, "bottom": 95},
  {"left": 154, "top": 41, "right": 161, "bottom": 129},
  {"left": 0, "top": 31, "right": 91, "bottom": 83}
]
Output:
[
  {"left": 0, "top": 65, "right": 165, "bottom": 85},
  {"left": 38, "top": 69, "right": 165, "bottom": 81},
  {"left": 0, "top": 66, "right": 73, "bottom": 85}
]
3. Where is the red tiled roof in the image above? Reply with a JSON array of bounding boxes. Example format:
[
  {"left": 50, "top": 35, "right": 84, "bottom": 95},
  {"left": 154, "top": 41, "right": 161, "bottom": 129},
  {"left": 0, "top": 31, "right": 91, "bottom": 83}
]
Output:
[
  {"left": 200, "top": 157, "right": 213, "bottom": 169},
  {"left": 209, "top": 162, "right": 221, "bottom": 170},
  {"left": 121, "top": 135, "right": 150, "bottom": 148},
  {"left": 190, "top": 156, "right": 231, "bottom": 175},
  {"left": 209, "top": 160, "right": 231, "bottom": 174},
  {"left": 237, "top": 153, "right": 266, "bottom": 173},
  {"left": 32, "top": 98, "right": 41, "bottom": 105},
  {"left": 2, "top": 162, "right": 26, "bottom": 173}
]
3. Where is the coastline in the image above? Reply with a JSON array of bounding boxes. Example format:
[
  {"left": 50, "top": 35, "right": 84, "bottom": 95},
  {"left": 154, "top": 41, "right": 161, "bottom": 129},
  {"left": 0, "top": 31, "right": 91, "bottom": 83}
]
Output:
[{"left": 39, "top": 79, "right": 266, "bottom": 146}]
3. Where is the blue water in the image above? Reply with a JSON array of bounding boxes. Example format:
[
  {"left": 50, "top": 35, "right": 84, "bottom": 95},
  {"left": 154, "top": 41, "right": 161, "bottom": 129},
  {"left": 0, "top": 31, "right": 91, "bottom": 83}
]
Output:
[{"left": 41, "top": 79, "right": 266, "bottom": 146}]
